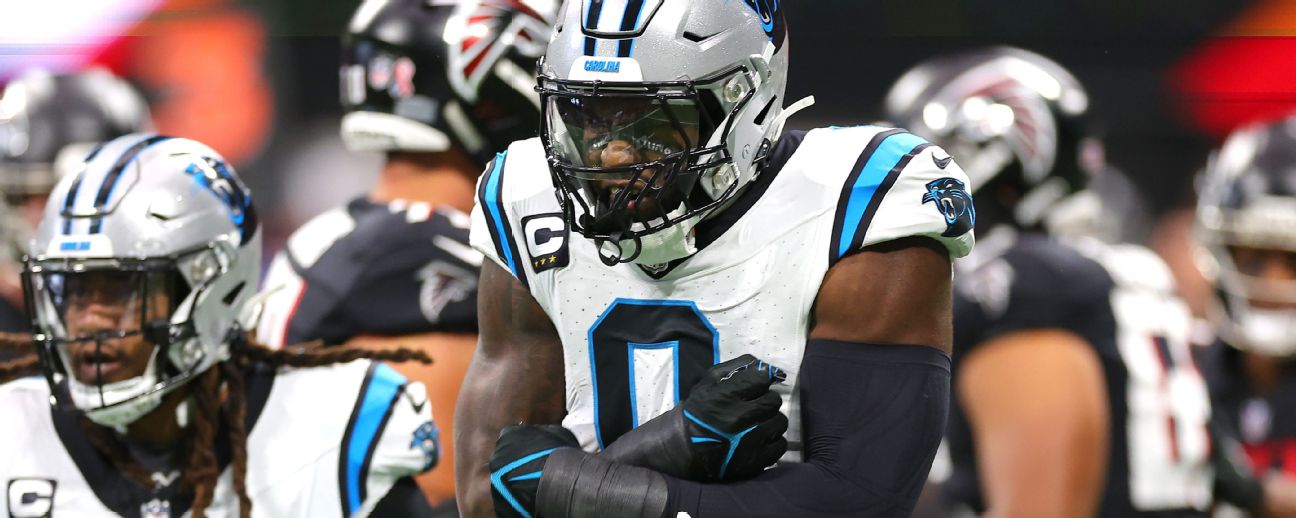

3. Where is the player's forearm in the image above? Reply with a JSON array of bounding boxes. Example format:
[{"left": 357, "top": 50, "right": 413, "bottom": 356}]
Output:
[
  {"left": 536, "top": 339, "right": 951, "bottom": 517},
  {"left": 453, "top": 354, "right": 564, "bottom": 517},
  {"left": 453, "top": 358, "right": 506, "bottom": 517},
  {"left": 460, "top": 263, "right": 567, "bottom": 516},
  {"left": 670, "top": 340, "right": 948, "bottom": 516}
]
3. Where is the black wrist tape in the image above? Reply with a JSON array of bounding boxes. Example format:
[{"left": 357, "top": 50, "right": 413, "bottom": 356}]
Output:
[{"left": 536, "top": 448, "right": 669, "bottom": 518}]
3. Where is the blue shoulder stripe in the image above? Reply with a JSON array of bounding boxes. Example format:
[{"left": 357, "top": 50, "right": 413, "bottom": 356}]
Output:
[
  {"left": 830, "top": 130, "right": 931, "bottom": 264},
  {"left": 338, "top": 362, "right": 407, "bottom": 516},
  {"left": 477, "top": 152, "right": 530, "bottom": 289}
]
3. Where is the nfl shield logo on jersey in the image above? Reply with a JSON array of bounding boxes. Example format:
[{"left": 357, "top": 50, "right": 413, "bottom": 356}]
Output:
[
  {"left": 7, "top": 479, "right": 56, "bottom": 518},
  {"left": 140, "top": 498, "right": 171, "bottom": 518}
]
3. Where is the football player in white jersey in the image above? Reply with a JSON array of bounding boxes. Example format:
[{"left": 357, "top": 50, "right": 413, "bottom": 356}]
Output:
[
  {"left": 0, "top": 134, "right": 437, "bottom": 517},
  {"left": 253, "top": 0, "right": 556, "bottom": 510},
  {"left": 454, "top": 1, "right": 976, "bottom": 516}
]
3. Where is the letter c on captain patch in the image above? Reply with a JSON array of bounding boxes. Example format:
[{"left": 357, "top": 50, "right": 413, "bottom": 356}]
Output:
[
  {"left": 8, "top": 478, "right": 56, "bottom": 518},
  {"left": 522, "top": 213, "right": 570, "bottom": 273}
]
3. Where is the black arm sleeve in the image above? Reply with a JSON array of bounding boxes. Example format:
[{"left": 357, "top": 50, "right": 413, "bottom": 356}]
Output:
[
  {"left": 368, "top": 477, "right": 435, "bottom": 518},
  {"left": 665, "top": 339, "right": 951, "bottom": 517}
]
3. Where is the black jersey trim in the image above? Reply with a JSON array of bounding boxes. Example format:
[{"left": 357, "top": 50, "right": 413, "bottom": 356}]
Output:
[
  {"left": 338, "top": 363, "right": 376, "bottom": 516},
  {"left": 215, "top": 361, "right": 277, "bottom": 468},
  {"left": 357, "top": 386, "right": 406, "bottom": 504},
  {"left": 830, "top": 130, "right": 931, "bottom": 266},
  {"left": 49, "top": 362, "right": 275, "bottom": 518},
  {"left": 477, "top": 151, "right": 530, "bottom": 290},
  {"left": 847, "top": 142, "right": 931, "bottom": 254},
  {"left": 338, "top": 362, "right": 408, "bottom": 516}
]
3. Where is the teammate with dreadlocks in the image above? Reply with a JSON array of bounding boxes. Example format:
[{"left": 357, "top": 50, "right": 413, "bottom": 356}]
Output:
[
  {"left": 0, "top": 134, "right": 438, "bottom": 517},
  {"left": 254, "top": 1, "right": 556, "bottom": 510}
]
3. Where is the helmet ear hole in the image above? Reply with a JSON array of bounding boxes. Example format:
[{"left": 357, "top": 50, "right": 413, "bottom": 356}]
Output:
[
  {"left": 222, "top": 281, "right": 246, "bottom": 307},
  {"left": 751, "top": 96, "right": 777, "bottom": 127},
  {"left": 698, "top": 90, "right": 728, "bottom": 138}
]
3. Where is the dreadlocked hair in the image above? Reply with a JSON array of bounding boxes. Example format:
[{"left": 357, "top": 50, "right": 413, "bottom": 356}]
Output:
[
  {"left": 0, "top": 333, "right": 39, "bottom": 384},
  {"left": 0, "top": 331, "right": 432, "bottom": 518}
]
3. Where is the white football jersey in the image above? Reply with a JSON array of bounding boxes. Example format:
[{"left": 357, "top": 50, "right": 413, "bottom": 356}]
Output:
[
  {"left": 469, "top": 127, "right": 975, "bottom": 455},
  {"left": 1, "top": 360, "right": 437, "bottom": 518}
]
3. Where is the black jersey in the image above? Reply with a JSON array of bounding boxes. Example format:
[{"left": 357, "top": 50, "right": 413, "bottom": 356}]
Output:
[
  {"left": 945, "top": 231, "right": 1212, "bottom": 516},
  {"left": 256, "top": 198, "right": 481, "bottom": 348},
  {"left": 1200, "top": 341, "right": 1296, "bottom": 478}
]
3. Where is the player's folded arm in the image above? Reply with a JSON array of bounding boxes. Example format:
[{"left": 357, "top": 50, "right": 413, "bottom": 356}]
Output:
[
  {"left": 454, "top": 261, "right": 567, "bottom": 517},
  {"left": 527, "top": 236, "right": 956, "bottom": 517}
]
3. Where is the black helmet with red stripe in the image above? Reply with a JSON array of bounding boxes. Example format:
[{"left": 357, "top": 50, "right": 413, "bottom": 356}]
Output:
[
  {"left": 884, "top": 47, "right": 1101, "bottom": 234},
  {"left": 339, "top": 0, "right": 558, "bottom": 162}
]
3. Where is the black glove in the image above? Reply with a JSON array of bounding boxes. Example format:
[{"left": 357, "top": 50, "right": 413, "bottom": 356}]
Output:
[
  {"left": 601, "top": 354, "right": 788, "bottom": 482},
  {"left": 489, "top": 424, "right": 580, "bottom": 518}
]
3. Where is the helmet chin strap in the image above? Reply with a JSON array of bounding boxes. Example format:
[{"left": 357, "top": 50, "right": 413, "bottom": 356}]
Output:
[
  {"left": 767, "top": 96, "right": 815, "bottom": 142},
  {"left": 592, "top": 205, "right": 703, "bottom": 267}
]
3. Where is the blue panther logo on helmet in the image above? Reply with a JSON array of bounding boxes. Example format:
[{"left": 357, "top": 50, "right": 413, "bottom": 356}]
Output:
[
  {"left": 922, "top": 177, "right": 975, "bottom": 237},
  {"left": 740, "top": 0, "right": 785, "bottom": 50}
]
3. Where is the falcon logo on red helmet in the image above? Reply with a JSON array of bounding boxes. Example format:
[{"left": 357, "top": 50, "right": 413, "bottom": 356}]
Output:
[{"left": 446, "top": 0, "right": 554, "bottom": 102}]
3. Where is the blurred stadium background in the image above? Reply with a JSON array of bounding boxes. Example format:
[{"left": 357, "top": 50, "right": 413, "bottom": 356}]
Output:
[{"left": 3, "top": 0, "right": 1295, "bottom": 309}]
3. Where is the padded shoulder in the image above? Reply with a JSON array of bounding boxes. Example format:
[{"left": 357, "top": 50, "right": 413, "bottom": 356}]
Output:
[
  {"left": 469, "top": 138, "right": 566, "bottom": 290},
  {"left": 258, "top": 199, "right": 481, "bottom": 347},
  {"left": 804, "top": 126, "right": 976, "bottom": 266}
]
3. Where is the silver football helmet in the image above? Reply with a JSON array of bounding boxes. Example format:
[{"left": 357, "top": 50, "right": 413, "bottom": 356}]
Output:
[
  {"left": 23, "top": 134, "right": 260, "bottom": 427},
  {"left": 1196, "top": 114, "right": 1296, "bottom": 356},
  {"left": 538, "top": 0, "right": 793, "bottom": 265}
]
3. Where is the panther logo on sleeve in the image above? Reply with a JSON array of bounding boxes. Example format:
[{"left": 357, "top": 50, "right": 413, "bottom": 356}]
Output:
[
  {"left": 411, "top": 421, "right": 441, "bottom": 471},
  {"left": 922, "top": 177, "right": 975, "bottom": 237}
]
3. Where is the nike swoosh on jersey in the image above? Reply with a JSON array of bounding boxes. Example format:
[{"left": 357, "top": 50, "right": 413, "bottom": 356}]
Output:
[
  {"left": 933, "top": 154, "right": 953, "bottom": 169},
  {"left": 434, "top": 235, "right": 485, "bottom": 267}
]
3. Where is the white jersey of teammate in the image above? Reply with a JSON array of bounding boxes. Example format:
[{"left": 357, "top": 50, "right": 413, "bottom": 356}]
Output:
[
  {"left": 1, "top": 360, "right": 436, "bottom": 518},
  {"left": 469, "top": 126, "right": 976, "bottom": 454}
]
